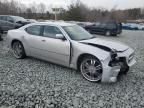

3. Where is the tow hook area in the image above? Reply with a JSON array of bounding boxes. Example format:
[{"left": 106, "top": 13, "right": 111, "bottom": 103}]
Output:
[{"left": 109, "top": 57, "right": 129, "bottom": 75}]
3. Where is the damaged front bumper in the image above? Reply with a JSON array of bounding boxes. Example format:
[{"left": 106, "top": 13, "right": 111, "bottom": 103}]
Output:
[{"left": 101, "top": 48, "right": 136, "bottom": 83}]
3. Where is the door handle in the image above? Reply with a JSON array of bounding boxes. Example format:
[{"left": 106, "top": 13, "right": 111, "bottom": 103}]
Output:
[{"left": 41, "top": 40, "right": 46, "bottom": 42}]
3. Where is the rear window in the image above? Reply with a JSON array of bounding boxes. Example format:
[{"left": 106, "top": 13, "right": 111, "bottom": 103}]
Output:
[{"left": 25, "top": 25, "right": 42, "bottom": 36}]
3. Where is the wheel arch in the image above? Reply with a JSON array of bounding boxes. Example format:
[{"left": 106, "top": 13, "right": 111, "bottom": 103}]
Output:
[
  {"left": 11, "top": 39, "right": 23, "bottom": 48},
  {"left": 77, "top": 53, "right": 101, "bottom": 70}
]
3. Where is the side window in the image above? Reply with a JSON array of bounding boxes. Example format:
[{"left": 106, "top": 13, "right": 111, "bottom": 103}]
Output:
[
  {"left": 7, "top": 17, "right": 14, "bottom": 23},
  {"left": 95, "top": 22, "right": 101, "bottom": 26},
  {"left": 107, "top": 23, "right": 116, "bottom": 29},
  {"left": 100, "top": 23, "right": 107, "bottom": 28},
  {"left": 0, "top": 21, "right": 6, "bottom": 26},
  {"left": 1, "top": 16, "right": 7, "bottom": 21},
  {"left": 25, "top": 25, "right": 42, "bottom": 36},
  {"left": 43, "top": 26, "right": 62, "bottom": 38},
  {"left": 0, "top": 16, "right": 4, "bottom": 20}
]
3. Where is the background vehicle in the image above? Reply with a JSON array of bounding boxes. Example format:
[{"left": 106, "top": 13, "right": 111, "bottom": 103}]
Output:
[
  {"left": 0, "top": 20, "right": 20, "bottom": 33},
  {"left": 85, "top": 21, "right": 122, "bottom": 36},
  {"left": 138, "top": 24, "right": 144, "bottom": 30},
  {"left": 122, "top": 23, "right": 144, "bottom": 30},
  {"left": 26, "top": 19, "right": 37, "bottom": 23},
  {"left": 76, "top": 22, "right": 94, "bottom": 28},
  {"left": 0, "top": 15, "right": 30, "bottom": 27},
  {"left": 7, "top": 22, "right": 135, "bottom": 83}
]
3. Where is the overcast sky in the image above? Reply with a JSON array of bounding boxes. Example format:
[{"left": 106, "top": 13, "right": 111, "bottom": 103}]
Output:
[{"left": 19, "top": 0, "right": 144, "bottom": 10}]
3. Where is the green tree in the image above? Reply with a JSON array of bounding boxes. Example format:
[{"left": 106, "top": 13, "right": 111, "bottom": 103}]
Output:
[{"left": 65, "top": 1, "right": 85, "bottom": 21}]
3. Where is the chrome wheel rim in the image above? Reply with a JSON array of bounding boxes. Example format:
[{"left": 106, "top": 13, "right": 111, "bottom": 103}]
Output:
[
  {"left": 106, "top": 31, "right": 110, "bottom": 36},
  {"left": 12, "top": 42, "right": 23, "bottom": 58},
  {"left": 80, "top": 59, "right": 102, "bottom": 82}
]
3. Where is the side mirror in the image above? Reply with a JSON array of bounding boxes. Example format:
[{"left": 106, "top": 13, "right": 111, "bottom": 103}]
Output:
[{"left": 56, "top": 34, "right": 65, "bottom": 40}]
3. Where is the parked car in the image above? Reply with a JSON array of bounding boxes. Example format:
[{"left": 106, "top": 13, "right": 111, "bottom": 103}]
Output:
[
  {"left": 122, "top": 23, "right": 139, "bottom": 30},
  {"left": 0, "top": 20, "right": 20, "bottom": 33},
  {"left": 138, "top": 24, "right": 144, "bottom": 30},
  {"left": 85, "top": 21, "right": 122, "bottom": 36},
  {"left": 76, "top": 22, "right": 94, "bottom": 28},
  {"left": 26, "top": 19, "right": 37, "bottom": 23},
  {"left": 0, "top": 15, "right": 30, "bottom": 27},
  {"left": 7, "top": 22, "right": 136, "bottom": 83}
]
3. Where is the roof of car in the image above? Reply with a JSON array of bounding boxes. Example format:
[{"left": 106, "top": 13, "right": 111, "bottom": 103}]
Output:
[{"left": 33, "top": 21, "right": 76, "bottom": 27}]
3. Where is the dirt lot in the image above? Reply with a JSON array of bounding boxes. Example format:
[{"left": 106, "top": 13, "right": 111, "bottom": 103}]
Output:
[{"left": 0, "top": 30, "right": 144, "bottom": 108}]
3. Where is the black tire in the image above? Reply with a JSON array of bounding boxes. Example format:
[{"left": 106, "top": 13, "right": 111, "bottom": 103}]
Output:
[
  {"left": 80, "top": 56, "right": 103, "bottom": 82},
  {"left": 12, "top": 41, "right": 26, "bottom": 59},
  {"left": 119, "top": 62, "right": 129, "bottom": 75},
  {"left": 120, "top": 66, "right": 129, "bottom": 75},
  {"left": 0, "top": 28, "right": 3, "bottom": 41},
  {"left": 112, "top": 34, "right": 117, "bottom": 36}
]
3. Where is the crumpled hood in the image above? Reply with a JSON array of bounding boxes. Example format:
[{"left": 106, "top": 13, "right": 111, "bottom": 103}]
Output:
[{"left": 80, "top": 38, "right": 129, "bottom": 52}]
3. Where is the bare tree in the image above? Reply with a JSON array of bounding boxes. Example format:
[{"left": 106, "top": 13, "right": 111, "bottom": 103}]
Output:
[
  {"left": 0, "top": 0, "right": 143, "bottom": 22},
  {"left": 38, "top": 3, "right": 46, "bottom": 18}
]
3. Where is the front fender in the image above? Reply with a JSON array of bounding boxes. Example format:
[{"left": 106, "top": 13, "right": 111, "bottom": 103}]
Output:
[{"left": 70, "top": 41, "right": 111, "bottom": 69}]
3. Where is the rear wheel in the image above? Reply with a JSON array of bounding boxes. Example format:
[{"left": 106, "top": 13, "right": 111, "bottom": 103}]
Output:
[
  {"left": 80, "top": 56, "right": 103, "bottom": 82},
  {"left": 0, "top": 29, "right": 3, "bottom": 41},
  {"left": 12, "top": 41, "right": 26, "bottom": 59}
]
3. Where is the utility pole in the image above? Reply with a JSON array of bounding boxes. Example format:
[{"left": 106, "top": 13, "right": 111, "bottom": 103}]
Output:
[
  {"left": 52, "top": 7, "right": 62, "bottom": 21},
  {"left": 54, "top": 11, "right": 57, "bottom": 20}
]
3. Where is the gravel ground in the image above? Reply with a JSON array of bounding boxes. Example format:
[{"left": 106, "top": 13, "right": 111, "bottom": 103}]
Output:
[{"left": 0, "top": 30, "right": 144, "bottom": 108}]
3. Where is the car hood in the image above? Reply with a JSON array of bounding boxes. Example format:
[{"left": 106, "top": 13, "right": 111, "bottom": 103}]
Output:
[{"left": 79, "top": 38, "right": 129, "bottom": 52}]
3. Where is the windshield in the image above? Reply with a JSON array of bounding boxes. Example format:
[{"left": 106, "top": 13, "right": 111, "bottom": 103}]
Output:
[
  {"left": 63, "top": 25, "right": 95, "bottom": 41},
  {"left": 12, "top": 16, "right": 26, "bottom": 22}
]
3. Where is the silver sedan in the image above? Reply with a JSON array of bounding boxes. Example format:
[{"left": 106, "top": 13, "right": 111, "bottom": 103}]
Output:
[{"left": 7, "top": 22, "right": 136, "bottom": 83}]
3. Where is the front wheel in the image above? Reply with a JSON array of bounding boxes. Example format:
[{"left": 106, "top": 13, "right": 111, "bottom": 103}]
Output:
[
  {"left": 12, "top": 41, "right": 26, "bottom": 59},
  {"left": 80, "top": 56, "right": 103, "bottom": 82}
]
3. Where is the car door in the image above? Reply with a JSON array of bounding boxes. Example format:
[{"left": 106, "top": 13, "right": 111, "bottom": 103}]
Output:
[
  {"left": 40, "top": 25, "right": 71, "bottom": 66},
  {"left": 24, "top": 25, "right": 44, "bottom": 57},
  {"left": 0, "top": 21, "right": 11, "bottom": 31},
  {"left": 25, "top": 25, "right": 71, "bottom": 66},
  {"left": 99, "top": 22, "right": 107, "bottom": 34},
  {"left": 91, "top": 22, "right": 101, "bottom": 33}
]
